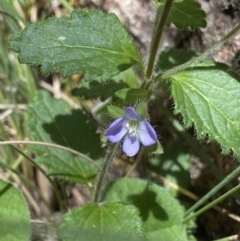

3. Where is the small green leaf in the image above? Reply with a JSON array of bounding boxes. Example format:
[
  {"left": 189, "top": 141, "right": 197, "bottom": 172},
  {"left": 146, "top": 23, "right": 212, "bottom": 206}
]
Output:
[
  {"left": 107, "top": 106, "right": 125, "bottom": 119},
  {"left": 72, "top": 80, "right": 126, "bottom": 101},
  {"left": 136, "top": 102, "right": 147, "bottom": 119},
  {"left": 58, "top": 202, "right": 146, "bottom": 241},
  {"left": 157, "top": 0, "right": 206, "bottom": 31},
  {"left": 9, "top": 9, "right": 142, "bottom": 81},
  {"left": 115, "top": 88, "right": 151, "bottom": 102},
  {"left": 27, "top": 91, "right": 102, "bottom": 183},
  {"left": 0, "top": 179, "right": 31, "bottom": 241},
  {"left": 112, "top": 67, "right": 141, "bottom": 88},
  {"left": 104, "top": 178, "right": 187, "bottom": 241},
  {"left": 146, "top": 140, "right": 164, "bottom": 155},
  {"left": 169, "top": 62, "right": 240, "bottom": 157}
]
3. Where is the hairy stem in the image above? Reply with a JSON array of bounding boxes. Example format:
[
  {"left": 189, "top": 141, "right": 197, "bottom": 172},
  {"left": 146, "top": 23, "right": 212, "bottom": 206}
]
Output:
[
  {"left": 146, "top": 0, "right": 173, "bottom": 78},
  {"left": 93, "top": 143, "right": 120, "bottom": 203},
  {"left": 154, "top": 24, "right": 240, "bottom": 80}
]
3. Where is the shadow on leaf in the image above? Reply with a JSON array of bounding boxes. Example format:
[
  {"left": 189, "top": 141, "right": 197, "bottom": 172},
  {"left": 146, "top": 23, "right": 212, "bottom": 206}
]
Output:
[
  {"left": 127, "top": 183, "right": 168, "bottom": 222},
  {"left": 42, "top": 109, "right": 103, "bottom": 159}
]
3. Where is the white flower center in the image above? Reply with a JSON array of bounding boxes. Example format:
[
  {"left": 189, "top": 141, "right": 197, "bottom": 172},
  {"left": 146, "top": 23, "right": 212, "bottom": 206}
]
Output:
[{"left": 126, "top": 120, "right": 138, "bottom": 136}]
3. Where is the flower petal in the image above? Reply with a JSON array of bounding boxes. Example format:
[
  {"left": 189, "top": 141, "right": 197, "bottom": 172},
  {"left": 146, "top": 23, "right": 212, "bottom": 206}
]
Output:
[
  {"left": 124, "top": 107, "right": 139, "bottom": 121},
  {"left": 122, "top": 134, "right": 140, "bottom": 157},
  {"left": 106, "top": 118, "right": 127, "bottom": 143},
  {"left": 138, "top": 120, "right": 157, "bottom": 146}
]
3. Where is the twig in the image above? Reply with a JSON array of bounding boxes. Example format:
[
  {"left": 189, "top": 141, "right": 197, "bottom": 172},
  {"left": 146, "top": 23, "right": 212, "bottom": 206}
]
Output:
[{"left": 0, "top": 140, "right": 100, "bottom": 169}]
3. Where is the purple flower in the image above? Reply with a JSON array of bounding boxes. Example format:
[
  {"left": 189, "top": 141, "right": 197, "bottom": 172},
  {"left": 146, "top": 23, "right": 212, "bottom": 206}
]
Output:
[{"left": 106, "top": 107, "right": 157, "bottom": 157}]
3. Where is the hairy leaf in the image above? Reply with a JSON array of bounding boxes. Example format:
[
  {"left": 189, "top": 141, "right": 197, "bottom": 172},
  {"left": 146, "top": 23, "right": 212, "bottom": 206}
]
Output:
[
  {"left": 104, "top": 178, "right": 187, "bottom": 241},
  {"left": 27, "top": 91, "right": 102, "bottom": 183},
  {"left": 9, "top": 10, "right": 142, "bottom": 81},
  {"left": 58, "top": 202, "right": 146, "bottom": 241},
  {"left": 169, "top": 62, "right": 240, "bottom": 157},
  {"left": 0, "top": 179, "right": 31, "bottom": 241}
]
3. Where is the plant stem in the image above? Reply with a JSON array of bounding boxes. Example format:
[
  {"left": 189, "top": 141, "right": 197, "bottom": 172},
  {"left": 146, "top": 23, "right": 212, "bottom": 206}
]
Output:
[
  {"left": 58, "top": 0, "right": 74, "bottom": 12},
  {"left": 93, "top": 143, "right": 120, "bottom": 203},
  {"left": 154, "top": 24, "right": 240, "bottom": 80},
  {"left": 183, "top": 183, "right": 240, "bottom": 224},
  {"left": 185, "top": 165, "right": 240, "bottom": 217},
  {"left": 146, "top": 0, "right": 173, "bottom": 78}
]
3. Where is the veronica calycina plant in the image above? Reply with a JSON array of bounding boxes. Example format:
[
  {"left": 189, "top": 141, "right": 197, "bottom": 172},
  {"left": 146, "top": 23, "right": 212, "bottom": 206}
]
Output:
[{"left": 4, "top": 0, "right": 240, "bottom": 240}]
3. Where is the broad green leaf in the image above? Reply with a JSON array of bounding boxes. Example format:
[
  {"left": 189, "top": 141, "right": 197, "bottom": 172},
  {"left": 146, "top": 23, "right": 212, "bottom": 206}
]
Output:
[
  {"left": 169, "top": 62, "right": 240, "bottom": 157},
  {"left": 72, "top": 80, "right": 126, "bottom": 101},
  {"left": 115, "top": 88, "right": 151, "bottom": 102},
  {"left": 58, "top": 202, "right": 146, "bottom": 241},
  {"left": 0, "top": 179, "right": 31, "bottom": 241},
  {"left": 157, "top": 0, "right": 206, "bottom": 31},
  {"left": 27, "top": 91, "right": 102, "bottom": 183},
  {"left": 9, "top": 9, "right": 142, "bottom": 81},
  {"left": 150, "top": 143, "right": 191, "bottom": 196},
  {"left": 104, "top": 178, "right": 187, "bottom": 241},
  {"left": 107, "top": 105, "right": 125, "bottom": 119}
]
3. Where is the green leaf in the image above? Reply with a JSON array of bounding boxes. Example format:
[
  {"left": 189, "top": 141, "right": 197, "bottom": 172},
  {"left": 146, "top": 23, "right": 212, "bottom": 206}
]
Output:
[
  {"left": 146, "top": 140, "right": 164, "bottom": 155},
  {"left": 9, "top": 9, "right": 142, "bottom": 81},
  {"left": 169, "top": 62, "right": 240, "bottom": 157},
  {"left": 104, "top": 178, "right": 187, "bottom": 241},
  {"left": 107, "top": 105, "right": 125, "bottom": 119},
  {"left": 157, "top": 0, "right": 206, "bottom": 31},
  {"left": 27, "top": 90, "right": 102, "bottom": 183},
  {"left": 72, "top": 80, "right": 126, "bottom": 101},
  {"left": 0, "top": 179, "right": 31, "bottom": 241},
  {"left": 115, "top": 88, "right": 151, "bottom": 102},
  {"left": 57, "top": 202, "right": 146, "bottom": 241}
]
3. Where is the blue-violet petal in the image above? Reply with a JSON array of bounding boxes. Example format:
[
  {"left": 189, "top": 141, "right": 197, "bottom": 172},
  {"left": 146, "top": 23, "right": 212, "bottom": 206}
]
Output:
[
  {"left": 124, "top": 107, "right": 140, "bottom": 121},
  {"left": 122, "top": 135, "right": 140, "bottom": 157},
  {"left": 138, "top": 120, "right": 157, "bottom": 146},
  {"left": 106, "top": 118, "right": 127, "bottom": 143}
]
